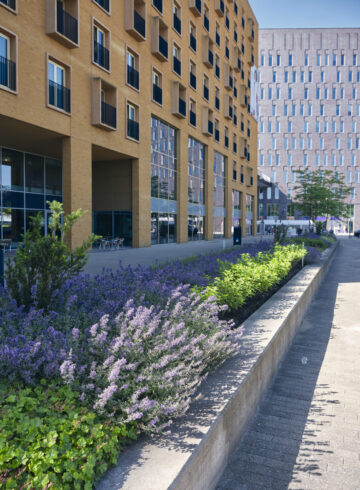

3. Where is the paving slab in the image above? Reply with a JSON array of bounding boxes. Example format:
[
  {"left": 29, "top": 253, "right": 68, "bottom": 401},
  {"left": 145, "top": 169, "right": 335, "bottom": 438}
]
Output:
[{"left": 217, "top": 238, "right": 360, "bottom": 489}]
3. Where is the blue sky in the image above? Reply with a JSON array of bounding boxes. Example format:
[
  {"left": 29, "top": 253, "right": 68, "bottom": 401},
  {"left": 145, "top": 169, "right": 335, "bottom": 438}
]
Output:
[{"left": 248, "top": 0, "right": 360, "bottom": 28}]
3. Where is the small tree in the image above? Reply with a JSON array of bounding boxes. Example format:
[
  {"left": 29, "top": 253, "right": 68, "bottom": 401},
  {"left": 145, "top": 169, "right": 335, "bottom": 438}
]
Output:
[
  {"left": 5, "top": 201, "right": 97, "bottom": 311},
  {"left": 292, "top": 170, "right": 351, "bottom": 232}
]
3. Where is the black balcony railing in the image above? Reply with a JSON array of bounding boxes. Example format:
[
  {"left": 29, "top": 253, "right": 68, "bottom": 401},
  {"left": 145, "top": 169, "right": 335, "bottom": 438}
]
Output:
[
  {"left": 203, "top": 85, "right": 209, "bottom": 100},
  {"left": 49, "top": 80, "right": 70, "bottom": 112},
  {"left": 153, "top": 84, "right": 162, "bottom": 104},
  {"left": 159, "top": 36, "right": 168, "bottom": 58},
  {"left": 204, "top": 15, "right": 209, "bottom": 32},
  {"left": 225, "top": 47, "right": 229, "bottom": 59},
  {"left": 0, "top": 56, "right": 16, "bottom": 91},
  {"left": 127, "top": 65, "right": 139, "bottom": 89},
  {"left": 178, "top": 98, "right": 186, "bottom": 116},
  {"left": 190, "top": 72, "right": 196, "bottom": 89},
  {"left": 94, "top": 41, "right": 110, "bottom": 70},
  {"left": 95, "top": 0, "right": 110, "bottom": 12},
  {"left": 215, "top": 96, "right": 220, "bottom": 110},
  {"left": 153, "top": 0, "right": 163, "bottom": 13},
  {"left": 225, "top": 135, "right": 229, "bottom": 147},
  {"left": 233, "top": 143, "right": 237, "bottom": 153},
  {"left": 57, "top": 1, "right": 78, "bottom": 44},
  {"left": 215, "top": 65, "right": 220, "bottom": 78},
  {"left": 215, "top": 129, "right": 220, "bottom": 142},
  {"left": 216, "top": 32, "right": 220, "bottom": 46},
  {"left": 127, "top": 118, "right": 139, "bottom": 140},
  {"left": 208, "top": 120, "right": 213, "bottom": 134},
  {"left": 173, "top": 13, "right": 181, "bottom": 34},
  {"left": 190, "top": 110, "right": 196, "bottom": 126},
  {"left": 0, "top": 0, "right": 16, "bottom": 10},
  {"left": 225, "top": 16, "right": 230, "bottom": 30},
  {"left": 190, "top": 33, "right": 197, "bottom": 52},
  {"left": 101, "top": 101, "right": 116, "bottom": 128},
  {"left": 134, "top": 10, "right": 146, "bottom": 38},
  {"left": 208, "top": 50, "right": 214, "bottom": 66},
  {"left": 173, "top": 56, "right": 181, "bottom": 75}
]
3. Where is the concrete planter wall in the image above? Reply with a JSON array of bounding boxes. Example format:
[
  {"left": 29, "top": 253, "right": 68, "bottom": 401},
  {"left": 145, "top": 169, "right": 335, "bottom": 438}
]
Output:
[{"left": 97, "top": 242, "right": 338, "bottom": 490}]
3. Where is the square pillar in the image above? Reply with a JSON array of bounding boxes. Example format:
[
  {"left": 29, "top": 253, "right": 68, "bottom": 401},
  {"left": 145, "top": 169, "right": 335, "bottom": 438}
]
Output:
[
  {"left": 176, "top": 129, "right": 189, "bottom": 243},
  {"left": 205, "top": 145, "right": 214, "bottom": 240},
  {"left": 225, "top": 157, "right": 233, "bottom": 238},
  {"left": 132, "top": 156, "right": 151, "bottom": 247},
  {"left": 62, "top": 136, "right": 92, "bottom": 248},
  {"left": 241, "top": 191, "right": 247, "bottom": 237}
]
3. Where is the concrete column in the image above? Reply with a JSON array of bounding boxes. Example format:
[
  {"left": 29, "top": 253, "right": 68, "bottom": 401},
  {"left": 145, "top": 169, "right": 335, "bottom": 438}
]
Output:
[
  {"left": 205, "top": 145, "right": 214, "bottom": 240},
  {"left": 176, "top": 128, "right": 189, "bottom": 243},
  {"left": 62, "top": 136, "right": 92, "bottom": 248},
  {"left": 225, "top": 157, "right": 233, "bottom": 238},
  {"left": 252, "top": 192, "right": 258, "bottom": 236},
  {"left": 132, "top": 156, "right": 151, "bottom": 247},
  {"left": 241, "top": 191, "right": 247, "bottom": 237}
]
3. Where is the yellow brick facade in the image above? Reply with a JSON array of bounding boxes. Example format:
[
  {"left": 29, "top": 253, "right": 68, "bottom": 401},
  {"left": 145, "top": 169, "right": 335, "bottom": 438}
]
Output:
[{"left": 0, "top": 0, "right": 258, "bottom": 248}]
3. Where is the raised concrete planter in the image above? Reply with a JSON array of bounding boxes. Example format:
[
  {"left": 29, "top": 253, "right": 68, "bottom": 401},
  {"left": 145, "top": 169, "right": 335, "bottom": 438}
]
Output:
[{"left": 97, "top": 242, "right": 338, "bottom": 490}]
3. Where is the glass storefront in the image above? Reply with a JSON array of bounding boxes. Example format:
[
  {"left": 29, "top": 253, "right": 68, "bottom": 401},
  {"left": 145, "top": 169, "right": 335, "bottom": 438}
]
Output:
[
  {"left": 151, "top": 117, "right": 177, "bottom": 244},
  {"left": 0, "top": 147, "right": 62, "bottom": 244},
  {"left": 93, "top": 211, "right": 132, "bottom": 246},
  {"left": 188, "top": 137, "right": 205, "bottom": 240},
  {"left": 213, "top": 151, "right": 226, "bottom": 238},
  {"left": 232, "top": 190, "right": 242, "bottom": 232},
  {"left": 246, "top": 194, "right": 254, "bottom": 235}
]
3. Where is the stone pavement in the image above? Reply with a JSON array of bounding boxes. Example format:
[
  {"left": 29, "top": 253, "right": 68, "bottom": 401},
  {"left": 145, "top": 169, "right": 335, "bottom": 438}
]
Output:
[
  {"left": 217, "top": 238, "right": 360, "bottom": 489},
  {"left": 84, "top": 234, "right": 270, "bottom": 275}
]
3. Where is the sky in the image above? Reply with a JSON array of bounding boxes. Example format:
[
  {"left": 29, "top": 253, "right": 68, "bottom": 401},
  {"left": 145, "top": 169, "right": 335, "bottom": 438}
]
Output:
[{"left": 248, "top": 0, "right": 360, "bottom": 29}]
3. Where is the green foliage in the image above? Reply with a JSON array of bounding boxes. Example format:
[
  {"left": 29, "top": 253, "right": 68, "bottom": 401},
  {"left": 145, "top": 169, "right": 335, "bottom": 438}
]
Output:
[
  {"left": 288, "top": 236, "right": 331, "bottom": 251},
  {"left": 5, "top": 201, "right": 98, "bottom": 311},
  {"left": 274, "top": 224, "right": 287, "bottom": 244},
  {"left": 292, "top": 169, "right": 351, "bottom": 228},
  {"left": 0, "top": 381, "right": 137, "bottom": 489},
  {"left": 204, "top": 244, "right": 306, "bottom": 311}
]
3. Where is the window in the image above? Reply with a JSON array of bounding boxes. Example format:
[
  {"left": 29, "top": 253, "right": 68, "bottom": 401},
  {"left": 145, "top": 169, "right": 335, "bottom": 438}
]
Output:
[
  {"left": 320, "top": 104, "right": 324, "bottom": 116},
  {"left": 288, "top": 87, "right": 292, "bottom": 99},
  {"left": 324, "top": 54, "right": 329, "bottom": 66},
  {"left": 94, "top": 0, "right": 110, "bottom": 13},
  {"left": 189, "top": 22, "right": 196, "bottom": 52},
  {"left": 307, "top": 137, "right": 312, "bottom": 149},
  {"left": 352, "top": 154, "right": 357, "bottom": 166},
  {"left": 300, "top": 137, "right": 304, "bottom": 149},
  {"left": 337, "top": 70, "right": 340, "bottom": 82},
  {"left": 91, "top": 77, "right": 117, "bottom": 129},
  {"left": 0, "top": 29, "right": 17, "bottom": 92},
  {"left": 189, "top": 60, "right": 196, "bottom": 89},
  {"left": 287, "top": 153, "right": 291, "bottom": 165},
  {"left": 284, "top": 71, "right": 288, "bottom": 83},
  {"left": 173, "top": 44, "right": 181, "bottom": 76},
  {"left": 152, "top": 69, "right": 162, "bottom": 105},
  {"left": 126, "top": 49, "right": 139, "bottom": 90},
  {"left": 272, "top": 104, "right": 276, "bottom": 116},
  {"left": 320, "top": 137, "right": 324, "bottom": 149},
  {"left": 300, "top": 103, "right": 304, "bottom": 116},
  {"left": 333, "top": 53, "right": 337, "bottom": 66},
  {"left": 291, "top": 138, "right": 296, "bottom": 149},
  {"left": 317, "top": 54, "right": 321, "bottom": 66},
  {"left": 275, "top": 154, "right": 279, "bottom": 166},
  {"left": 127, "top": 102, "right": 139, "bottom": 140},
  {"left": 288, "top": 53, "right": 292, "bottom": 66},
  {"left": 304, "top": 88, "right": 308, "bottom": 99},
  {"left": 340, "top": 54, "right": 345, "bottom": 66},
  {"left": 304, "top": 54, "right": 308, "bottom": 66},
  {"left": 336, "top": 138, "right": 340, "bottom": 149},
  {"left": 332, "top": 121, "right": 336, "bottom": 133},
  {"left": 308, "top": 104, "right": 312, "bottom": 116},
  {"left": 272, "top": 71, "right": 276, "bottom": 82},
  {"left": 340, "top": 121, "right": 344, "bottom": 132},
  {"left": 260, "top": 154, "right": 264, "bottom": 166},
  {"left": 268, "top": 54, "right": 272, "bottom": 66},
  {"left": 324, "top": 87, "right": 328, "bottom": 99},
  {"left": 292, "top": 71, "right": 296, "bottom": 83},
  {"left": 268, "top": 121, "right": 272, "bottom": 133},
  {"left": 47, "top": 0, "right": 79, "bottom": 46},
  {"left": 277, "top": 54, "right": 281, "bottom": 66},
  {"left": 332, "top": 87, "right": 336, "bottom": 99},
  {"left": 152, "top": 0, "right": 162, "bottom": 14},
  {"left": 267, "top": 154, "right": 271, "bottom": 166},
  {"left": 340, "top": 87, "right": 344, "bottom": 99},
  {"left": 260, "top": 54, "right": 264, "bottom": 66},
  {"left": 300, "top": 71, "right": 304, "bottom": 83},
  {"left": 316, "top": 87, "right": 320, "bottom": 99},
  {"left": 321, "top": 71, "right": 324, "bottom": 82},
  {"left": 276, "top": 87, "right": 280, "bottom": 99},
  {"left": 304, "top": 120, "right": 308, "bottom": 133},
  {"left": 304, "top": 154, "right": 307, "bottom": 166},
  {"left": 268, "top": 87, "right": 272, "bottom": 99},
  {"left": 93, "top": 21, "right": 110, "bottom": 71},
  {"left": 47, "top": 57, "right": 71, "bottom": 113},
  {"left": 215, "top": 22, "right": 220, "bottom": 47},
  {"left": 288, "top": 120, "right": 292, "bottom": 132},
  {"left": 336, "top": 104, "right": 340, "bottom": 116},
  {"left": 203, "top": 4, "right": 210, "bottom": 31},
  {"left": 203, "top": 74, "right": 209, "bottom": 100},
  {"left": 173, "top": 2, "right": 181, "bottom": 35},
  {"left": 308, "top": 71, "right": 312, "bottom": 82}
]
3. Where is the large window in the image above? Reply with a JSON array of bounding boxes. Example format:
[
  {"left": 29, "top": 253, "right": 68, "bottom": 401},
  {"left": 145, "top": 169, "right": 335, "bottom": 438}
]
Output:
[
  {"left": 213, "top": 151, "right": 225, "bottom": 238},
  {"left": 48, "top": 59, "right": 70, "bottom": 113},
  {"left": 246, "top": 194, "right": 254, "bottom": 235},
  {"left": 0, "top": 30, "right": 16, "bottom": 91},
  {"left": 188, "top": 137, "right": 205, "bottom": 241},
  {"left": 151, "top": 117, "right": 177, "bottom": 244},
  {"left": 232, "top": 190, "right": 241, "bottom": 231}
]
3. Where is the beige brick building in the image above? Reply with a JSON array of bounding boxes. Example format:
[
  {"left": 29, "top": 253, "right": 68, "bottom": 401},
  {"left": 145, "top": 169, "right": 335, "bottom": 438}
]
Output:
[{"left": 0, "top": 0, "right": 258, "bottom": 248}]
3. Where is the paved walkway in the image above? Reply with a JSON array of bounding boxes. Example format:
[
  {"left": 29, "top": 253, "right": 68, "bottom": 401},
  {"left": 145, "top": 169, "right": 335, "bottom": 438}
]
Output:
[
  {"left": 84, "top": 235, "right": 270, "bottom": 275},
  {"left": 217, "top": 238, "right": 360, "bottom": 489}
]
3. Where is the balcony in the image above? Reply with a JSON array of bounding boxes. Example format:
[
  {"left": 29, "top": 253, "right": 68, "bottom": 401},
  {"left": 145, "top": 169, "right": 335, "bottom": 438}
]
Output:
[
  {"left": 215, "top": 96, "right": 220, "bottom": 110},
  {"left": 234, "top": 86, "right": 237, "bottom": 98},
  {"left": 49, "top": 80, "right": 70, "bottom": 113},
  {"left": 190, "top": 33, "right": 197, "bottom": 52},
  {"left": 215, "top": 64, "right": 220, "bottom": 78},
  {"left": 225, "top": 16, "right": 230, "bottom": 30},
  {"left": 240, "top": 173, "right": 244, "bottom": 184},
  {"left": 203, "top": 14, "right": 209, "bottom": 32},
  {"left": 233, "top": 46, "right": 241, "bottom": 72},
  {"left": 233, "top": 170, "right": 237, "bottom": 180},
  {"left": 0, "top": 0, "right": 16, "bottom": 10},
  {"left": 172, "top": 81, "right": 186, "bottom": 118},
  {"left": 239, "top": 84, "right": 247, "bottom": 107},
  {"left": 94, "top": 41, "right": 110, "bottom": 71},
  {"left": 189, "top": 0, "right": 201, "bottom": 16},
  {"left": 233, "top": 142, "right": 237, "bottom": 153},
  {"left": 215, "top": 32, "right": 220, "bottom": 47},
  {"left": 0, "top": 56, "right": 16, "bottom": 92},
  {"left": 173, "top": 56, "right": 181, "bottom": 76},
  {"left": 233, "top": 115, "right": 237, "bottom": 126},
  {"left": 190, "top": 110, "right": 196, "bottom": 126},
  {"left": 203, "top": 84, "right": 209, "bottom": 100},
  {"left": 208, "top": 120, "right": 213, "bottom": 135},
  {"left": 125, "top": 0, "right": 146, "bottom": 41},
  {"left": 202, "top": 35, "right": 214, "bottom": 68},
  {"left": 190, "top": 72, "right": 196, "bottom": 89},
  {"left": 153, "top": 83, "right": 162, "bottom": 105},
  {"left": 101, "top": 101, "right": 116, "bottom": 128},
  {"left": 239, "top": 136, "right": 246, "bottom": 158},
  {"left": 229, "top": 76, "right": 233, "bottom": 89},
  {"left": 127, "top": 118, "right": 139, "bottom": 140},
  {"left": 215, "top": 0, "right": 224, "bottom": 16},
  {"left": 94, "top": 0, "right": 109, "bottom": 12},
  {"left": 173, "top": 13, "right": 181, "bottom": 35},
  {"left": 127, "top": 64, "right": 139, "bottom": 89},
  {"left": 225, "top": 135, "right": 229, "bottom": 148},
  {"left": 225, "top": 46, "right": 229, "bottom": 59},
  {"left": 153, "top": 0, "right": 162, "bottom": 13},
  {"left": 215, "top": 128, "right": 220, "bottom": 142},
  {"left": 202, "top": 107, "right": 213, "bottom": 136},
  {"left": 46, "top": 0, "right": 79, "bottom": 48},
  {"left": 151, "top": 16, "right": 168, "bottom": 61}
]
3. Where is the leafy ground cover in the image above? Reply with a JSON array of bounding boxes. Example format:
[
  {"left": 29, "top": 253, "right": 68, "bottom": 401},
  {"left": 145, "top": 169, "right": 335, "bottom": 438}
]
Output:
[{"left": 0, "top": 240, "right": 309, "bottom": 488}]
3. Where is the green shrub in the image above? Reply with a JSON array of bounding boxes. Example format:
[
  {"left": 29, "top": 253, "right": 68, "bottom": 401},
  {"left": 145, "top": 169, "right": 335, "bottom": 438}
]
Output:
[
  {"left": 0, "top": 381, "right": 137, "bottom": 489},
  {"left": 289, "top": 236, "right": 329, "bottom": 251},
  {"left": 5, "top": 201, "right": 97, "bottom": 311},
  {"left": 203, "top": 244, "right": 306, "bottom": 311}
]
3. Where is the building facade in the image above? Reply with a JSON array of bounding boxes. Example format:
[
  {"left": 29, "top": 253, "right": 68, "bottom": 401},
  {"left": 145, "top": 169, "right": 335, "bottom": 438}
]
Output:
[
  {"left": 258, "top": 28, "right": 360, "bottom": 232},
  {"left": 0, "top": 0, "right": 258, "bottom": 248}
]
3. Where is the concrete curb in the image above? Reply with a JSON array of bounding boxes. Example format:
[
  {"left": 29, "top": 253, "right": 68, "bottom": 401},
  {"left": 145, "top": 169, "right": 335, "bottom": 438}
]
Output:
[{"left": 97, "top": 242, "right": 339, "bottom": 490}]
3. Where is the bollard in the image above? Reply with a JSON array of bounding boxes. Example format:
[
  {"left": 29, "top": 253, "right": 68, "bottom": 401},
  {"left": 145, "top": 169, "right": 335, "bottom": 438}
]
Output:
[
  {"left": 0, "top": 247, "right": 4, "bottom": 286},
  {"left": 302, "top": 241, "right": 305, "bottom": 268}
]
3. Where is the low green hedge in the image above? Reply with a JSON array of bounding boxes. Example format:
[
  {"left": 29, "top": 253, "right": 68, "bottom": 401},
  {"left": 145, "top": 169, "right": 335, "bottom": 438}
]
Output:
[
  {"left": 203, "top": 244, "right": 307, "bottom": 311},
  {"left": 289, "top": 236, "right": 333, "bottom": 251},
  {"left": 0, "top": 381, "right": 137, "bottom": 489}
]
